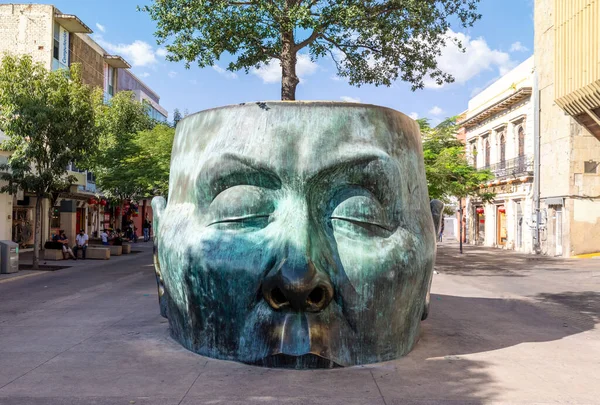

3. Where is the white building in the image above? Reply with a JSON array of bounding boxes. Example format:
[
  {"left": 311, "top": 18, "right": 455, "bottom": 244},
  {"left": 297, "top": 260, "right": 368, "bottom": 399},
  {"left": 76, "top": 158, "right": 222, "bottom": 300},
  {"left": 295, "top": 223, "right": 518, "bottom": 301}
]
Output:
[{"left": 459, "top": 57, "right": 535, "bottom": 253}]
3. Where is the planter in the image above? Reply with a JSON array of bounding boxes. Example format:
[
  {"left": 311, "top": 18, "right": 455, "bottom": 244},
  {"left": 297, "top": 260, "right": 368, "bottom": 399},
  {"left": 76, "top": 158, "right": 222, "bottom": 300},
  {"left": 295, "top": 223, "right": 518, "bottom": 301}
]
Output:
[{"left": 152, "top": 101, "right": 441, "bottom": 368}]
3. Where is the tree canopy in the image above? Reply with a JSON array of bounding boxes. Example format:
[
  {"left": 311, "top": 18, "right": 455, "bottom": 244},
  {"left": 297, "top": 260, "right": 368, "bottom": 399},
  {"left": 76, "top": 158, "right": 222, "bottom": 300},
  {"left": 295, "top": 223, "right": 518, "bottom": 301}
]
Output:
[
  {"left": 419, "top": 117, "right": 494, "bottom": 205},
  {"left": 142, "top": 0, "right": 482, "bottom": 100},
  {"left": 90, "top": 90, "right": 155, "bottom": 202},
  {"left": 0, "top": 54, "right": 98, "bottom": 268}
]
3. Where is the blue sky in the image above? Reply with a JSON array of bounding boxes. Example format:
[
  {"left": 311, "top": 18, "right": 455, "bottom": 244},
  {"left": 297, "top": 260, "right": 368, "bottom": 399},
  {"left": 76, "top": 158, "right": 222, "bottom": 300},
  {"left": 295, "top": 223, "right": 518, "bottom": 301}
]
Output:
[{"left": 48, "top": 0, "right": 533, "bottom": 124}]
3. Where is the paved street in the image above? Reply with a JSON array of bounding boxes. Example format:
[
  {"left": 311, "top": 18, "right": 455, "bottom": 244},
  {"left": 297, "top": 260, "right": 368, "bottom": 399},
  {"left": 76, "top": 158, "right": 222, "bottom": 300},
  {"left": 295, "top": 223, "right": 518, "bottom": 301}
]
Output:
[{"left": 0, "top": 242, "right": 598, "bottom": 405}]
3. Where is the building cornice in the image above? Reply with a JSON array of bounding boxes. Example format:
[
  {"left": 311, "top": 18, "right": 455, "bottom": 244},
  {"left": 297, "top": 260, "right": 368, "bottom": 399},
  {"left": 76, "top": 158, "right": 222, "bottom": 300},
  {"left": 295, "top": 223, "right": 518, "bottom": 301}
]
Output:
[{"left": 459, "top": 87, "right": 533, "bottom": 128}]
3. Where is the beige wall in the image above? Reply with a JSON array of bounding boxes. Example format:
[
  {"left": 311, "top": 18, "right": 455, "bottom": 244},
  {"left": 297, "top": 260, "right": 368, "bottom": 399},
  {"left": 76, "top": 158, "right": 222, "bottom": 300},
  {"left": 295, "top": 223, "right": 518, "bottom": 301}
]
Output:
[
  {"left": 535, "top": 0, "right": 600, "bottom": 256},
  {"left": 0, "top": 4, "right": 53, "bottom": 69}
]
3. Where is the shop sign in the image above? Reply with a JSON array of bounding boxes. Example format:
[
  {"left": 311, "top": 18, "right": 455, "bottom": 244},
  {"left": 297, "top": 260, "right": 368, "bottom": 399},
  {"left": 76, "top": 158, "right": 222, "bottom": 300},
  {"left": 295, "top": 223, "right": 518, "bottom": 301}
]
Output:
[{"left": 58, "top": 25, "right": 69, "bottom": 68}]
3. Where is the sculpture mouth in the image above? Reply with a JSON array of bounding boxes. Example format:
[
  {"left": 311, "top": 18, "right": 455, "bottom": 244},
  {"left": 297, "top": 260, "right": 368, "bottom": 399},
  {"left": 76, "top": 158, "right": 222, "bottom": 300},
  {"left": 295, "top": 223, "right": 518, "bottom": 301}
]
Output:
[{"left": 252, "top": 353, "right": 341, "bottom": 369}]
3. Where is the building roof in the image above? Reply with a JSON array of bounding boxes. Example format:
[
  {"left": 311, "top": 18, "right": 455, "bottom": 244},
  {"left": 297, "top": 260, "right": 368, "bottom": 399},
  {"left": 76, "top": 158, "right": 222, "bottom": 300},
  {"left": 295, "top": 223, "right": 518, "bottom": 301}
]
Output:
[
  {"left": 458, "top": 87, "right": 532, "bottom": 129},
  {"left": 54, "top": 13, "right": 92, "bottom": 33}
]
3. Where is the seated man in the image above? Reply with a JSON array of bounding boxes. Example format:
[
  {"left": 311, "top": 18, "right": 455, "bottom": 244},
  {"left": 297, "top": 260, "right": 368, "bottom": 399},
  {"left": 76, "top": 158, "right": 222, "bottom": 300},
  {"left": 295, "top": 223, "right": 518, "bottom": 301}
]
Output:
[
  {"left": 100, "top": 229, "right": 110, "bottom": 246},
  {"left": 56, "top": 230, "right": 75, "bottom": 260},
  {"left": 73, "top": 229, "right": 89, "bottom": 260}
]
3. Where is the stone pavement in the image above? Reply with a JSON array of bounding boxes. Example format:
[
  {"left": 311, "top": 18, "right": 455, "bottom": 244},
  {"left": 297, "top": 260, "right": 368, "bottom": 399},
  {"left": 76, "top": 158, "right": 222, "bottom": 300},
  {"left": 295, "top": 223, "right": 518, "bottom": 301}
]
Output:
[{"left": 0, "top": 241, "right": 598, "bottom": 404}]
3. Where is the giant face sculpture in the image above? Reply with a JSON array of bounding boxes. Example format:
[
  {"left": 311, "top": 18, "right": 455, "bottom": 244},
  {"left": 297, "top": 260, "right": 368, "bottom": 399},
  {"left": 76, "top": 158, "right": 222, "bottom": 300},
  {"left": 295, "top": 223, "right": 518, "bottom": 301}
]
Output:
[{"left": 153, "top": 102, "right": 442, "bottom": 368}]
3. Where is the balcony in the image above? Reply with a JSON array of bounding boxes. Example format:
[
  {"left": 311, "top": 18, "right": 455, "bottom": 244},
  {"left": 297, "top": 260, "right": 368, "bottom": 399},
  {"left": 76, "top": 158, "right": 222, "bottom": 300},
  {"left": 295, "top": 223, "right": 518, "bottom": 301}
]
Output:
[{"left": 480, "top": 156, "right": 533, "bottom": 179}]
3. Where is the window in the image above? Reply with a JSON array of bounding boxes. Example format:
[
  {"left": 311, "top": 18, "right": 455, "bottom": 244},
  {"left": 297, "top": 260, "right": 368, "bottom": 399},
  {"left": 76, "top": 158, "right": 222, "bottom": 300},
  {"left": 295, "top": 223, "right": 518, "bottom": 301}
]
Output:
[
  {"left": 499, "top": 133, "right": 506, "bottom": 167},
  {"left": 107, "top": 66, "right": 114, "bottom": 96},
  {"left": 518, "top": 126, "right": 525, "bottom": 157},
  {"left": 472, "top": 144, "right": 477, "bottom": 167},
  {"left": 485, "top": 138, "right": 490, "bottom": 167},
  {"left": 53, "top": 22, "right": 60, "bottom": 61},
  {"left": 584, "top": 161, "right": 598, "bottom": 174}
]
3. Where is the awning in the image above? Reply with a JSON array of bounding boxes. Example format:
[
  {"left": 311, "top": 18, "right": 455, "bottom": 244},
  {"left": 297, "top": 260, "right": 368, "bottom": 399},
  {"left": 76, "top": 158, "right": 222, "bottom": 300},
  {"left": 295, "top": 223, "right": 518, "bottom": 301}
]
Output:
[
  {"left": 104, "top": 55, "right": 131, "bottom": 69},
  {"left": 54, "top": 14, "right": 93, "bottom": 33}
]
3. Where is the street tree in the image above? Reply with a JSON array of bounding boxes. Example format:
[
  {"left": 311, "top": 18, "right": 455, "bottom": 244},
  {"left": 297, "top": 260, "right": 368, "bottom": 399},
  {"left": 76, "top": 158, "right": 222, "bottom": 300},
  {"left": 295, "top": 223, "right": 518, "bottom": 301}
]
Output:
[
  {"left": 90, "top": 91, "right": 154, "bottom": 225},
  {"left": 419, "top": 117, "right": 494, "bottom": 252},
  {"left": 0, "top": 55, "right": 98, "bottom": 268},
  {"left": 172, "top": 108, "right": 182, "bottom": 127},
  {"left": 142, "top": 0, "right": 482, "bottom": 100},
  {"left": 127, "top": 124, "right": 175, "bottom": 197}
]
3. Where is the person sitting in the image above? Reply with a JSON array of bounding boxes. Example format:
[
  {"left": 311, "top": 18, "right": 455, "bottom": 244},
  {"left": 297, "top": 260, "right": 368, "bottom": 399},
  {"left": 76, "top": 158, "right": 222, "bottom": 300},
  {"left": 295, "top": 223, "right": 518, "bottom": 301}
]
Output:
[
  {"left": 100, "top": 229, "right": 109, "bottom": 246},
  {"left": 57, "top": 230, "right": 75, "bottom": 260},
  {"left": 73, "top": 229, "right": 89, "bottom": 260}
]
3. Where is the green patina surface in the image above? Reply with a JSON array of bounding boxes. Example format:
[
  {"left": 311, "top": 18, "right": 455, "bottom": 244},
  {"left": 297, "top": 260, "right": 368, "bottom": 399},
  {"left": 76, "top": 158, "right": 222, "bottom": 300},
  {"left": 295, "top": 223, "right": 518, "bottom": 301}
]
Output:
[{"left": 152, "top": 102, "right": 442, "bottom": 368}]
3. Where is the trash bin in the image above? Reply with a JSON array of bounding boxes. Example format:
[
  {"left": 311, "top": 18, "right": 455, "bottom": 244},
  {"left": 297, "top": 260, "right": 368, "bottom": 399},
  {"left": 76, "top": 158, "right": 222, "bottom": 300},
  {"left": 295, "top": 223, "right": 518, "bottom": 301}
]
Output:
[{"left": 0, "top": 241, "right": 19, "bottom": 274}]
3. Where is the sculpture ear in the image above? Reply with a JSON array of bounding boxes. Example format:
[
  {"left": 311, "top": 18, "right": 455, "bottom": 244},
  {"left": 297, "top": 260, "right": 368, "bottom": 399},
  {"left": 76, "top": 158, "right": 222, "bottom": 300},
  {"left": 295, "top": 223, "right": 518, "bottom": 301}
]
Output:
[
  {"left": 151, "top": 196, "right": 168, "bottom": 318},
  {"left": 430, "top": 199, "right": 444, "bottom": 235}
]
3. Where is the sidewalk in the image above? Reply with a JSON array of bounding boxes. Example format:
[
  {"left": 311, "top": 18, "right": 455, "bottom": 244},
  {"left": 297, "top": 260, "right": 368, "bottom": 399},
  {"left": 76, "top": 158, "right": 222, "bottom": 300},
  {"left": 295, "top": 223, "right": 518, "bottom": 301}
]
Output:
[
  {"left": 0, "top": 243, "right": 598, "bottom": 404},
  {"left": 0, "top": 241, "right": 154, "bottom": 284}
]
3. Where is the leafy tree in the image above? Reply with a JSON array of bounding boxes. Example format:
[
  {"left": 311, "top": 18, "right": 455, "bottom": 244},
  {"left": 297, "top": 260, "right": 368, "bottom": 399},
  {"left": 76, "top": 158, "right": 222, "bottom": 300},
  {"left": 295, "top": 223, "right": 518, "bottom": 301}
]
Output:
[
  {"left": 0, "top": 55, "right": 98, "bottom": 268},
  {"left": 127, "top": 124, "right": 175, "bottom": 197},
  {"left": 419, "top": 116, "right": 493, "bottom": 252},
  {"left": 90, "top": 91, "right": 154, "bottom": 224},
  {"left": 172, "top": 108, "right": 182, "bottom": 127},
  {"left": 142, "top": 0, "right": 481, "bottom": 100}
]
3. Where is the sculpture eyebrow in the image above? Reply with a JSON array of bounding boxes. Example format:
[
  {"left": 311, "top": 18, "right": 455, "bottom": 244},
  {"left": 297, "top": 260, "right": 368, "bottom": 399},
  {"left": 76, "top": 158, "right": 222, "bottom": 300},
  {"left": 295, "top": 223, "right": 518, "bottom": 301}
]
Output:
[
  {"left": 306, "top": 153, "right": 394, "bottom": 201},
  {"left": 200, "top": 153, "right": 282, "bottom": 201}
]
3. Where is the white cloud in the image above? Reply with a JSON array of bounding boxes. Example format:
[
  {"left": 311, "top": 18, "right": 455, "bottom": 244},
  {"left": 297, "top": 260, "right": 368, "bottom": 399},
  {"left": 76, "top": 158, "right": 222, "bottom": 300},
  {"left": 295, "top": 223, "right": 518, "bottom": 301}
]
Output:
[
  {"left": 424, "top": 29, "right": 514, "bottom": 89},
  {"left": 138, "top": 72, "right": 150, "bottom": 78},
  {"left": 429, "top": 106, "right": 444, "bottom": 116},
  {"left": 409, "top": 112, "right": 419, "bottom": 120},
  {"left": 95, "top": 23, "right": 105, "bottom": 33},
  {"left": 251, "top": 54, "right": 318, "bottom": 84},
  {"left": 168, "top": 71, "right": 177, "bottom": 78},
  {"left": 340, "top": 96, "right": 360, "bottom": 103},
  {"left": 212, "top": 65, "right": 238, "bottom": 79},
  {"left": 156, "top": 48, "right": 168, "bottom": 57},
  {"left": 510, "top": 41, "right": 528, "bottom": 52},
  {"left": 94, "top": 36, "right": 159, "bottom": 67}
]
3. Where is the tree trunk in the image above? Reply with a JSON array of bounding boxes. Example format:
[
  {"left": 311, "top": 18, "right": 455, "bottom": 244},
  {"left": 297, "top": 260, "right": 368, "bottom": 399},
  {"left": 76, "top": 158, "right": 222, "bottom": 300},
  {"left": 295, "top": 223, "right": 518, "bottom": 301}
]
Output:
[
  {"left": 33, "top": 195, "right": 42, "bottom": 269},
  {"left": 280, "top": 31, "right": 299, "bottom": 101},
  {"left": 459, "top": 199, "right": 463, "bottom": 254}
]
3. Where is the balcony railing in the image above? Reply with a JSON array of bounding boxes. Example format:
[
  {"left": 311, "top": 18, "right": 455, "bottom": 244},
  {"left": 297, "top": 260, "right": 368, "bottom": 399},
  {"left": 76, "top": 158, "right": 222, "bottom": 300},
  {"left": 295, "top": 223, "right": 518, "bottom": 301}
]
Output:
[{"left": 480, "top": 156, "right": 533, "bottom": 179}]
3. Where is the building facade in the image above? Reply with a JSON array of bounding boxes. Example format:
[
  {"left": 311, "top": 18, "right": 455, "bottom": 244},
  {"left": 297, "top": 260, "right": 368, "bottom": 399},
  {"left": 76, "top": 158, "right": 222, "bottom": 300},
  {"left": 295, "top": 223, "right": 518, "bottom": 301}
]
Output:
[
  {"left": 460, "top": 57, "right": 535, "bottom": 253},
  {"left": 535, "top": 0, "right": 600, "bottom": 257},
  {"left": 0, "top": 3, "right": 167, "bottom": 247}
]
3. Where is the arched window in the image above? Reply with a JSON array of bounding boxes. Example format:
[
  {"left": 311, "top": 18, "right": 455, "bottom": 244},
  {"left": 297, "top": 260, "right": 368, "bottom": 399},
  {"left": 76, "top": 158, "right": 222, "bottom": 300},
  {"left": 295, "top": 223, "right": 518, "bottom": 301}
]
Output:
[
  {"left": 485, "top": 139, "right": 490, "bottom": 167},
  {"left": 518, "top": 126, "right": 525, "bottom": 157},
  {"left": 499, "top": 133, "right": 506, "bottom": 168}
]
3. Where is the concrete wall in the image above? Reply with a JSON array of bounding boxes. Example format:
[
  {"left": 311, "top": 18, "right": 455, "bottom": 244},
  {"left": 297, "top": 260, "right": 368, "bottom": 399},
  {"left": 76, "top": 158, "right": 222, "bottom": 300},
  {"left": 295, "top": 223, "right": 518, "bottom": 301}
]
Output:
[
  {"left": 70, "top": 33, "right": 104, "bottom": 88},
  {"left": 117, "top": 69, "right": 160, "bottom": 104},
  {"left": 0, "top": 4, "right": 53, "bottom": 69},
  {"left": 535, "top": 0, "right": 600, "bottom": 256}
]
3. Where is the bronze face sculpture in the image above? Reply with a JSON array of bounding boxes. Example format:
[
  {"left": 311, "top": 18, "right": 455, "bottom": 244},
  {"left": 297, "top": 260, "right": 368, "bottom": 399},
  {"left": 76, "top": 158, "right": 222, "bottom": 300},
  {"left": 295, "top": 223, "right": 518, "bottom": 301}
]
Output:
[{"left": 153, "top": 102, "right": 443, "bottom": 368}]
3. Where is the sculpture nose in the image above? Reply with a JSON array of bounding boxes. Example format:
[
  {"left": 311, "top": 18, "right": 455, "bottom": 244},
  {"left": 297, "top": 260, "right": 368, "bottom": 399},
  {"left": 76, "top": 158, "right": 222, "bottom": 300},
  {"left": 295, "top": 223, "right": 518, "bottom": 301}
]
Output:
[{"left": 262, "top": 259, "right": 333, "bottom": 313}]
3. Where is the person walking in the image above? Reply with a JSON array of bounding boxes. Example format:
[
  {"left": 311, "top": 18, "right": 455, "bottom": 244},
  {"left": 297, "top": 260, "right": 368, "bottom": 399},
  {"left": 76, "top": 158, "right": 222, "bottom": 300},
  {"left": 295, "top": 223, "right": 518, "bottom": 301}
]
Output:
[
  {"left": 73, "top": 229, "right": 89, "bottom": 260},
  {"left": 142, "top": 217, "right": 151, "bottom": 242}
]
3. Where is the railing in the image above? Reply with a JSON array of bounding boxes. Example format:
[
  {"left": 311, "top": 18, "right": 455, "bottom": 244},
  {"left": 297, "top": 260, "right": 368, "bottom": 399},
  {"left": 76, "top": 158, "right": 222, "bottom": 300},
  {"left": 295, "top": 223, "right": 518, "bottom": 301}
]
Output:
[{"left": 479, "top": 156, "right": 533, "bottom": 179}]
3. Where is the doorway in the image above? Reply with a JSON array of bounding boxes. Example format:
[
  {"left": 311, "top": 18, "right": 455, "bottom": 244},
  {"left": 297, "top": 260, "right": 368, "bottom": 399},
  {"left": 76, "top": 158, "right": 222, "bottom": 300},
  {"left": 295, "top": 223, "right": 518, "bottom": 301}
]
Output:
[
  {"left": 496, "top": 205, "right": 507, "bottom": 246},
  {"left": 555, "top": 207, "right": 563, "bottom": 256}
]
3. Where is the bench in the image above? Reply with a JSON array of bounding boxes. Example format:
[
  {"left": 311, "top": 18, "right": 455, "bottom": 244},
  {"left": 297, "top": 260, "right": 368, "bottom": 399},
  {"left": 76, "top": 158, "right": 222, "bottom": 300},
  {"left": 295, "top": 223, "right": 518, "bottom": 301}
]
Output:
[
  {"left": 75, "top": 247, "right": 110, "bottom": 260},
  {"left": 44, "top": 249, "right": 64, "bottom": 261},
  {"left": 121, "top": 244, "right": 131, "bottom": 254},
  {"left": 108, "top": 245, "right": 122, "bottom": 256}
]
